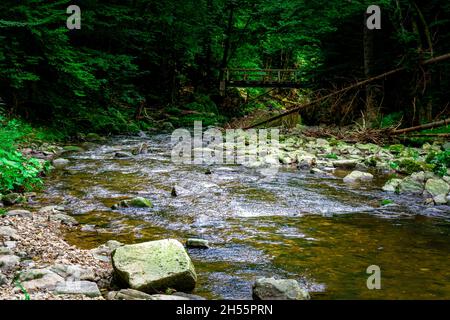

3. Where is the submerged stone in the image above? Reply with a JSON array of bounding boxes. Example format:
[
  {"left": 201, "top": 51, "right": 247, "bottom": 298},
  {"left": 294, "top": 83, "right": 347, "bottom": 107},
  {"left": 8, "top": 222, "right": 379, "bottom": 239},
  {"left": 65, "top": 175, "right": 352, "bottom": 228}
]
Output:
[
  {"left": 50, "top": 213, "right": 79, "bottom": 226},
  {"left": 343, "top": 171, "right": 373, "bottom": 183},
  {"left": 53, "top": 158, "right": 70, "bottom": 169},
  {"left": 332, "top": 159, "right": 358, "bottom": 170},
  {"left": 112, "top": 197, "right": 153, "bottom": 209},
  {"left": 186, "top": 238, "right": 209, "bottom": 249},
  {"left": 114, "top": 151, "right": 133, "bottom": 158}
]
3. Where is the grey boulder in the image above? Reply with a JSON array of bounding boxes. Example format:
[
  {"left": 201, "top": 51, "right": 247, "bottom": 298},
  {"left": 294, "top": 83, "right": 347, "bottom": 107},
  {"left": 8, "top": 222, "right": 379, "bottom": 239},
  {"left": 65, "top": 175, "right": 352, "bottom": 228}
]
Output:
[
  {"left": 253, "top": 277, "right": 310, "bottom": 300},
  {"left": 112, "top": 239, "right": 197, "bottom": 293}
]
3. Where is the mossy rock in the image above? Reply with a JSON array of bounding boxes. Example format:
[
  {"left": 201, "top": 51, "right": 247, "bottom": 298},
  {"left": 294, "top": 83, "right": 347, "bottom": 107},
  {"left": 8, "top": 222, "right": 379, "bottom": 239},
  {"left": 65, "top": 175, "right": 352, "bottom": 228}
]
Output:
[
  {"left": 2, "top": 193, "right": 25, "bottom": 206},
  {"left": 399, "top": 176, "right": 424, "bottom": 194},
  {"left": 382, "top": 178, "right": 402, "bottom": 193},
  {"left": 112, "top": 197, "right": 153, "bottom": 209},
  {"left": 85, "top": 133, "right": 106, "bottom": 142},
  {"left": 62, "top": 146, "right": 85, "bottom": 152},
  {"left": 364, "top": 157, "right": 378, "bottom": 167},
  {"left": 388, "top": 144, "right": 405, "bottom": 154},
  {"left": 112, "top": 239, "right": 197, "bottom": 293},
  {"left": 396, "top": 159, "right": 432, "bottom": 175}
]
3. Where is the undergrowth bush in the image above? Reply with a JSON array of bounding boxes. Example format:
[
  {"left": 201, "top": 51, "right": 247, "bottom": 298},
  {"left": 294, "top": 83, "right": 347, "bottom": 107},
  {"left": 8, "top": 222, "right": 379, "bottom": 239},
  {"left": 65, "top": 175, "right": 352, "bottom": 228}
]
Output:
[
  {"left": 426, "top": 150, "right": 450, "bottom": 177},
  {"left": 0, "top": 114, "right": 50, "bottom": 194}
]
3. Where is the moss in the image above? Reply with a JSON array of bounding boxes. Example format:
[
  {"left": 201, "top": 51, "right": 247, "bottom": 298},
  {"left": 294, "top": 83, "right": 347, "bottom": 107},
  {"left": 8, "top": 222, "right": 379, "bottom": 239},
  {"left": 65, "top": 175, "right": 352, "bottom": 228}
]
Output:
[
  {"left": 364, "top": 157, "right": 378, "bottom": 167},
  {"left": 325, "top": 153, "right": 338, "bottom": 159},
  {"left": 388, "top": 144, "right": 405, "bottom": 154},
  {"left": 397, "top": 159, "right": 431, "bottom": 175}
]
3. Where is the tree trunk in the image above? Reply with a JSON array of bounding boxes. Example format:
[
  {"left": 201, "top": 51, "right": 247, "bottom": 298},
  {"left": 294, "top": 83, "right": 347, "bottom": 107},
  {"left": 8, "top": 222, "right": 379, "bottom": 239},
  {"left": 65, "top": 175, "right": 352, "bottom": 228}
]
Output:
[
  {"left": 363, "top": 13, "right": 378, "bottom": 124},
  {"left": 219, "top": 2, "right": 235, "bottom": 82}
]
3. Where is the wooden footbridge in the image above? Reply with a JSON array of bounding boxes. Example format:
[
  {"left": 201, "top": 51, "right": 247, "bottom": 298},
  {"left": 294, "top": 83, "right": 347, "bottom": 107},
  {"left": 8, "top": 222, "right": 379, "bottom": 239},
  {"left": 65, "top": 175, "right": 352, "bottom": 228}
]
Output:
[{"left": 220, "top": 68, "right": 301, "bottom": 94}]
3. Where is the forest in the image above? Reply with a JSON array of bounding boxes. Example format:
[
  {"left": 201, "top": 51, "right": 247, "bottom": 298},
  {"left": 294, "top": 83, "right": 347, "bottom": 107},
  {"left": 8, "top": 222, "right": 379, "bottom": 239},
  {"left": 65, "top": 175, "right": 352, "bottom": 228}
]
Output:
[{"left": 0, "top": 0, "right": 450, "bottom": 302}]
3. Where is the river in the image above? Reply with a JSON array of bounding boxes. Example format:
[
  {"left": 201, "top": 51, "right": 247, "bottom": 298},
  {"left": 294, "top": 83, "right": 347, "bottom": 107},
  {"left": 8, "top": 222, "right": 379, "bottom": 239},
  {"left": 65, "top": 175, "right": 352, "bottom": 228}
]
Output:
[{"left": 35, "top": 134, "right": 450, "bottom": 299}]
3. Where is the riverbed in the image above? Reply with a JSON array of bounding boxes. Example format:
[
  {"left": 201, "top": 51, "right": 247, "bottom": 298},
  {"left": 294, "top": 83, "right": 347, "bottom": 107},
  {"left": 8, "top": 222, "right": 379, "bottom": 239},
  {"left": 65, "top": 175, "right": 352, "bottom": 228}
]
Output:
[{"left": 35, "top": 134, "right": 450, "bottom": 299}]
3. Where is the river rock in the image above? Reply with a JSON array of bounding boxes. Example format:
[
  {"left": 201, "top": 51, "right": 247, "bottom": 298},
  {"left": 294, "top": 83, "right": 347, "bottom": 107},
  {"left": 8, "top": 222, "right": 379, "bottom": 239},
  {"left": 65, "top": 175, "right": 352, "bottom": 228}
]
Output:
[
  {"left": 19, "top": 269, "right": 64, "bottom": 292},
  {"left": 112, "top": 239, "right": 197, "bottom": 293},
  {"left": 50, "top": 264, "right": 96, "bottom": 281},
  {"left": 114, "top": 151, "right": 133, "bottom": 158},
  {"left": 112, "top": 197, "right": 153, "bottom": 209},
  {"left": 433, "top": 194, "right": 448, "bottom": 205},
  {"left": 2, "top": 193, "right": 21, "bottom": 206},
  {"left": 81, "top": 224, "right": 96, "bottom": 232},
  {"left": 252, "top": 277, "right": 310, "bottom": 300},
  {"left": 297, "top": 154, "right": 316, "bottom": 168},
  {"left": 399, "top": 176, "right": 424, "bottom": 194},
  {"left": 279, "top": 153, "right": 296, "bottom": 165},
  {"left": 332, "top": 159, "right": 358, "bottom": 170},
  {"left": 91, "top": 240, "right": 124, "bottom": 262},
  {"left": 108, "top": 288, "right": 154, "bottom": 300},
  {"left": 0, "top": 255, "right": 20, "bottom": 271},
  {"left": 0, "top": 247, "right": 12, "bottom": 255},
  {"left": 50, "top": 213, "right": 79, "bottom": 226},
  {"left": 186, "top": 238, "right": 209, "bottom": 249},
  {"left": 62, "top": 146, "right": 85, "bottom": 152},
  {"left": 382, "top": 178, "right": 402, "bottom": 192},
  {"left": 149, "top": 294, "right": 190, "bottom": 300},
  {"left": 53, "top": 158, "right": 70, "bottom": 168},
  {"left": 172, "top": 292, "right": 206, "bottom": 300},
  {"left": 0, "top": 272, "right": 6, "bottom": 285},
  {"left": 343, "top": 171, "right": 373, "bottom": 183},
  {"left": 0, "top": 226, "right": 21, "bottom": 241},
  {"left": 54, "top": 281, "right": 101, "bottom": 297},
  {"left": 6, "top": 209, "right": 32, "bottom": 218},
  {"left": 315, "top": 138, "right": 329, "bottom": 148},
  {"left": 425, "top": 179, "right": 450, "bottom": 198},
  {"left": 38, "top": 205, "right": 65, "bottom": 214},
  {"left": 85, "top": 133, "right": 105, "bottom": 142},
  {"left": 410, "top": 171, "right": 426, "bottom": 183}
]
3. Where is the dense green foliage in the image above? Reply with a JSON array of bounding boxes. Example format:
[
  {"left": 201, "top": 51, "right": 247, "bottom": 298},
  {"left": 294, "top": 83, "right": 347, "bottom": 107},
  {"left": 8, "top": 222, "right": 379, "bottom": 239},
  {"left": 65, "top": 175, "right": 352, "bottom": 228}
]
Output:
[
  {"left": 0, "top": 1, "right": 449, "bottom": 192},
  {"left": 1, "top": 0, "right": 449, "bottom": 132},
  {"left": 426, "top": 150, "right": 450, "bottom": 177},
  {"left": 0, "top": 114, "right": 50, "bottom": 193}
]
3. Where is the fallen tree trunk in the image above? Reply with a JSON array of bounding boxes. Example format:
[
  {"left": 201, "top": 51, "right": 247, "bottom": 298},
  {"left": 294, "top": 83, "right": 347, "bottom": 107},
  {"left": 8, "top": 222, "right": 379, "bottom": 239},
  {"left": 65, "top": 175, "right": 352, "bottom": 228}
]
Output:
[
  {"left": 407, "top": 133, "right": 450, "bottom": 137},
  {"left": 245, "top": 53, "right": 450, "bottom": 129},
  {"left": 391, "top": 118, "right": 450, "bottom": 135}
]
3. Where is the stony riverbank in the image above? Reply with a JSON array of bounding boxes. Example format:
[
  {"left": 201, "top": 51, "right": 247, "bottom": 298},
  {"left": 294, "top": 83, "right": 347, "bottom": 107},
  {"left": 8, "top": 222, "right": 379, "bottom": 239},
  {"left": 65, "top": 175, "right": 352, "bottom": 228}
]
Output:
[
  {"left": 0, "top": 206, "right": 111, "bottom": 300},
  {"left": 1, "top": 131, "right": 449, "bottom": 300},
  {"left": 242, "top": 131, "right": 450, "bottom": 206}
]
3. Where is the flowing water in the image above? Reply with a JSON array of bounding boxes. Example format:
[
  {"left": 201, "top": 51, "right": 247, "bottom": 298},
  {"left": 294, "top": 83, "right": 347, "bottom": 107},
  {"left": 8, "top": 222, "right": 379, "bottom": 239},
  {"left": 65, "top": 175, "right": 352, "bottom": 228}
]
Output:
[{"left": 36, "top": 134, "right": 450, "bottom": 299}]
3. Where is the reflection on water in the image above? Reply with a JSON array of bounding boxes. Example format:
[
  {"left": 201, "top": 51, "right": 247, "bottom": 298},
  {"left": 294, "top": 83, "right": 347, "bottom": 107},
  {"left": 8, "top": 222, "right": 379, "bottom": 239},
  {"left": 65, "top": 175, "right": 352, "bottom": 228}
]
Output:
[{"left": 37, "top": 135, "right": 450, "bottom": 299}]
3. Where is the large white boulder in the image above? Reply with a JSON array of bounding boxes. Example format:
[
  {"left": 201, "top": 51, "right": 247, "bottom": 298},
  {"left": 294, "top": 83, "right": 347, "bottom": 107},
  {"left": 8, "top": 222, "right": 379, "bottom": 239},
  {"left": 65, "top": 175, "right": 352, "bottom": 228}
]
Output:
[{"left": 112, "top": 239, "right": 197, "bottom": 293}]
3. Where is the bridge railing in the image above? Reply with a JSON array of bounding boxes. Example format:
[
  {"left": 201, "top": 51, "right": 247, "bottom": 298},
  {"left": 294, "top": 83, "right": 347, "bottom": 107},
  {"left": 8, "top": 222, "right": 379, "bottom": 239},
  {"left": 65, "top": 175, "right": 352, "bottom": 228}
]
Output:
[{"left": 224, "top": 68, "right": 300, "bottom": 83}]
